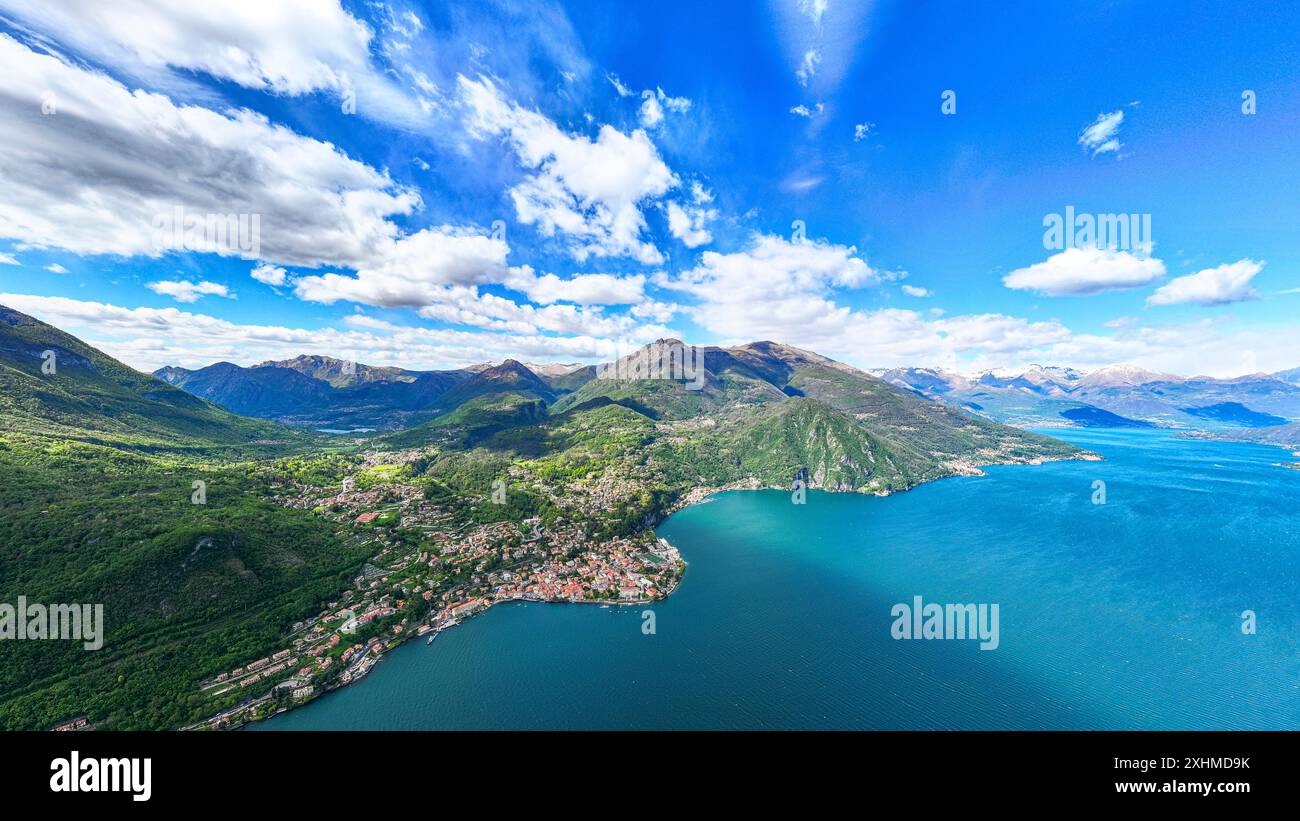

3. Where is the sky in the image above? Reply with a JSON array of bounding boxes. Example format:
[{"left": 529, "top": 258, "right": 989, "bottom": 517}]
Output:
[{"left": 0, "top": 0, "right": 1297, "bottom": 377}]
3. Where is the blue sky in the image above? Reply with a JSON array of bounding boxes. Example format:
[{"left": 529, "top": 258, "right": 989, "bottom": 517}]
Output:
[{"left": 0, "top": 0, "right": 1296, "bottom": 376}]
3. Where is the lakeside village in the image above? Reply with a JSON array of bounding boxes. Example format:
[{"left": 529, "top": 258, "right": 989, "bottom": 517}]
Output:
[{"left": 184, "top": 451, "right": 685, "bottom": 730}]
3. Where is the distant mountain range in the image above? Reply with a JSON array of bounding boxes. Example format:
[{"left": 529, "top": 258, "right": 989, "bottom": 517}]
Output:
[
  {"left": 153, "top": 355, "right": 595, "bottom": 430},
  {"left": 153, "top": 348, "right": 1300, "bottom": 436},
  {"left": 374, "top": 338, "right": 1084, "bottom": 493},
  {"left": 872, "top": 363, "right": 1300, "bottom": 430},
  {"left": 0, "top": 303, "right": 1083, "bottom": 494},
  {"left": 154, "top": 355, "right": 472, "bottom": 430}
]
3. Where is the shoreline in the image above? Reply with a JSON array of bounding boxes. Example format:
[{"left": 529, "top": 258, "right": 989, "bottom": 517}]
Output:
[
  {"left": 231, "top": 583, "right": 684, "bottom": 732},
  {"left": 1176, "top": 429, "right": 1300, "bottom": 469},
  {"left": 206, "top": 448, "right": 1093, "bottom": 731}
]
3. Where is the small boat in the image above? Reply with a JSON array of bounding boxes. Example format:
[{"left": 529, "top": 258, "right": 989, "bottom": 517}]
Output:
[{"left": 426, "top": 632, "right": 437, "bottom": 644}]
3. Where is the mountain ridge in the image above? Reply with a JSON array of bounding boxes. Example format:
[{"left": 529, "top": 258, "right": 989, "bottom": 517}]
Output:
[{"left": 0, "top": 304, "right": 294, "bottom": 452}]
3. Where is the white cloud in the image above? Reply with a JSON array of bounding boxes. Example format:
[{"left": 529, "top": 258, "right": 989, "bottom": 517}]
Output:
[
  {"left": 44, "top": 263, "right": 68, "bottom": 274},
  {"left": 146, "top": 279, "right": 233, "bottom": 303},
  {"left": 790, "top": 102, "right": 825, "bottom": 118},
  {"left": 1147, "top": 259, "right": 1264, "bottom": 306},
  {"left": 647, "top": 236, "right": 1299, "bottom": 375},
  {"left": 796, "top": 49, "right": 821, "bottom": 86},
  {"left": 416, "top": 291, "right": 640, "bottom": 337},
  {"left": 0, "top": 292, "right": 672, "bottom": 373},
  {"left": 250, "top": 264, "right": 288, "bottom": 286},
  {"left": 0, "top": 0, "right": 430, "bottom": 125},
  {"left": 0, "top": 35, "right": 429, "bottom": 269},
  {"left": 459, "top": 75, "right": 677, "bottom": 265},
  {"left": 797, "top": 0, "right": 829, "bottom": 27},
  {"left": 502, "top": 267, "right": 646, "bottom": 306},
  {"left": 1078, "top": 109, "right": 1124, "bottom": 157},
  {"left": 664, "top": 234, "right": 876, "bottom": 292},
  {"left": 372, "top": 4, "right": 424, "bottom": 39},
  {"left": 651, "top": 234, "right": 1069, "bottom": 370},
  {"left": 0, "top": 252, "right": 17, "bottom": 265},
  {"left": 1034, "top": 316, "right": 1300, "bottom": 378},
  {"left": 901, "top": 285, "right": 930, "bottom": 297},
  {"left": 853, "top": 122, "right": 874, "bottom": 141},
  {"left": 661, "top": 92, "right": 692, "bottom": 115},
  {"left": 656, "top": 234, "right": 878, "bottom": 341},
  {"left": 665, "top": 201, "right": 715, "bottom": 248},
  {"left": 292, "top": 226, "right": 510, "bottom": 307},
  {"left": 777, "top": 0, "right": 871, "bottom": 98},
  {"left": 1003, "top": 248, "right": 1166, "bottom": 296},
  {"left": 606, "top": 73, "right": 634, "bottom": 97},
  {"left": 0, "top": 0, "right": 417, "bottom": 113},
  {"left": 637, "top": 87, "right": 692, "bottom": 128}
]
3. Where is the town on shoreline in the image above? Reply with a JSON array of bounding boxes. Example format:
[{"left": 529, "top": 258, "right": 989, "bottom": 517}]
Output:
[
  {"left": 180, "top": 439, "right": 1100, "bottom": 731},
  {"left": 184, "top": 448, "right": 688, "bottom": 731}
]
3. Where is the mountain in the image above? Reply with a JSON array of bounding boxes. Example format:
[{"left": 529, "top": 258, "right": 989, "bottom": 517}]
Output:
[
  {"left": 146, "top": 330, "right": 1093, "bottom": 493},
  {"left": 1274, "top": 367, "right": 1300, "bottom": 386},
  {"left": 1205, "top": 422, "right": 1300, "bottom": 449},
  {"left": 260, "top": 354, "right": 422, "bottom": 388},
  {"left": 879, "top": 361, "right": 1300, "bottom": 430},
  {"left": 0, "top": 305, "right": 367, "bottom": 731},
  {"left": 156, "top": 361, "right": 334, "bottom": 418},
  {"left": 524, "top": 361, "right": 586, "bottom": 378},
  {"left": 1074, "top": 364, "right": 1176, "bottom": 390},
  {"left": 722, "top": 341, "right": 1071, "bottom": 466},
  {"left": 0, "top": 304, "right": 290, "bottom": 451},
  {"left": 873, "top": 366, "right": 973, "bottom": 395},
  {"left": 425, "top": 360, "right": 557, "bottom": 415},
  {"left": 382, "top": 391, "right": 549, "bottom": 450},
  {"left": 1073, "top": 372, "right": 1300, "bottom": 426},
  {"left": 977, "top": 364, "right": 1083, "bottom": 395},
  {"left": 537, "top": 339, "right": 1084, "bottom": 493},
  {"left": 729, "top": 397, "right": 932, "bottom": 491},
  {"left": 156, "top": 356, "right": 470, "bottom": 430}
]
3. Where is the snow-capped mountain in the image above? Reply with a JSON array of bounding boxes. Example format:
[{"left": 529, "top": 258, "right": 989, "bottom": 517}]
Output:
[
  {"left": 875, "top": 362, "right": 1300, "bottom": 430},
  {"left": 1074, "top": 364, "right": 1180, "bottom": 390}
]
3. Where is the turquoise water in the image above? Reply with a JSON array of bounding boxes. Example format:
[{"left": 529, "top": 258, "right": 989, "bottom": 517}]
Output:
[{"left": 255, "top": 429, "right": 1300, "bottom": 730}]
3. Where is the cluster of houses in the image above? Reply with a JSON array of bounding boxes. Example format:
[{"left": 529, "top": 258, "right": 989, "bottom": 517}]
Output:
[{"left": 192, "top": 451, "right": 685, "bottom": 730}]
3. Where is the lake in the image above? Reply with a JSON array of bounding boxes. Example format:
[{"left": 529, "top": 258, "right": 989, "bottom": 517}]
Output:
[{"left": 254, "top": 428, "right": 1300, "bottom": 730}]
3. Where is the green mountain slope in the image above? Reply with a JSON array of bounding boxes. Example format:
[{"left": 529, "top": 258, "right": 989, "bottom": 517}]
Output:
[
  {"left": 729, "top": 397, "right": 935, "bottom": 492},
  {"left": 0, "top": 306, "right": 359, "bottom": 730},
  {"left": 381, "top": 391, "right": 549, "bottom": 450},
  {"left": 551, "top": 340, "right": 786, "bottom": 420},
  {"left": 1, "top": 304, "right": 293, "bottom": 452},
  {"left": 726, "top": 341, "right": 1074, "bottom": 464},
  {"left": 425, "top": 359, "right": 556, "bottom": 415},
  {"left": 550, "top": 339, "right": 1080, "bottom": 484}
]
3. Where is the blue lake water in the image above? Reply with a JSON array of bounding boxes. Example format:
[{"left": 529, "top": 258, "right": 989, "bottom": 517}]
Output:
[{"left": 254, "top": 428, "right": 1300, "bottom": 730}]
